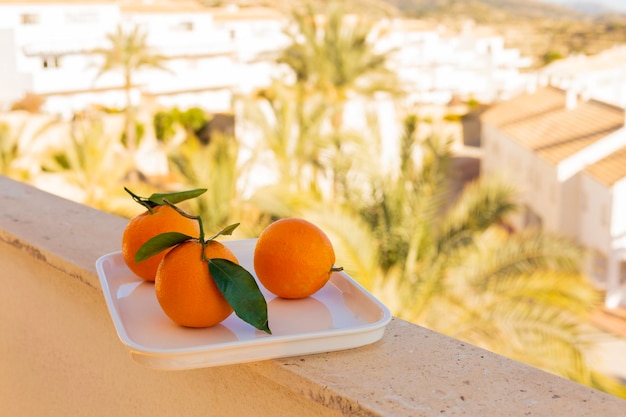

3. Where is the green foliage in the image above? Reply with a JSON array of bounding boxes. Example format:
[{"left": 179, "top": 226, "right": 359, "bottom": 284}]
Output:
[
  {"left": 0, "top": 117, "right": 59, "bottom": 181},
  {"left": 93, "top": 24, "right": 170, "bottom": 82},
  {"left": 443, "top": 113, "right": 461, "bottom": 122},
  {"left": 176, "top": 107, "right": 210, "bottom": 141},
  {"left": 466, "top": 97, "right": 480, "bottom": 110},
  {"left": 166, "top": 132, "right": 247, "bottom": 233},
  {"left": 41, "top": 115, "right": 131, "bottom": 212},
  {"left": 124, "top": 186, "right": 207, "bottom": 212},
  {"left": 176, "top": 107, "right": 207, "bottom": 134},
  {"left": 153, "top": 107, "right": 211, "bottom": 143},
  {"left": 279, "top": 0, "right": 402, "bottom": 129},
  {"left": 153, "top": 111, "right": 177, "bottom": 142},
  {"left": 0, "top": 122, "right": 19, "bottom": 177},
  {"left": 241, "top": 99, "right": 625, "bottom": 397},
  {"left": 120, "top": 120, "right": 145, "bottom": 148},
  {"left": 542, "top": 50, "right": 565, "bottom": 65},
  {"left": 242, "top": 82, "right": 332, "bottom": 196},
  {"left": 209, "top": 258, "right": 271, "bottom": 334}
]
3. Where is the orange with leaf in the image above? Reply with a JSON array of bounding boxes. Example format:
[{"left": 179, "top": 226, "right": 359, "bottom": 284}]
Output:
[
  {"left": 154, "top": 239, "right": 236, "bottom": 328},
  {"left": 135, "top": 203, "right": 271, "bottom": 333},
  {"left": 121, "top": 187, "right": 205, "bottom": 281}
]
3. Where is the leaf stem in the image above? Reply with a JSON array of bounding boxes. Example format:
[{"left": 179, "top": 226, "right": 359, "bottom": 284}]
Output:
[
  {"left": 205, "top": 223, "right": 241, "bottom": 242},
  {"left": 162, "top": 198, "right": 206, "bottom": 249},
  {"left": 124, "top": 186, "right": 155, "bottom": 213}
]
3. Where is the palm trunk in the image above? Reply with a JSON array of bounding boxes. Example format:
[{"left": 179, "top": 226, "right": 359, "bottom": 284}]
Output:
[
  {"left": 124, "top": 74, "right": 139, "bottom": 182},
  {"left": 124, "top": 75, "right": 136, "bottom": 153}
]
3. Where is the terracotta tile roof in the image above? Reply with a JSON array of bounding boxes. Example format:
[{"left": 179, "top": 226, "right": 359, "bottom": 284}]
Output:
[
  {"left": 482, "top": 86, "right": 625, "bottom": 165},
  {"left": 584, "top": 145, "right": 626, "bottom": 186}
]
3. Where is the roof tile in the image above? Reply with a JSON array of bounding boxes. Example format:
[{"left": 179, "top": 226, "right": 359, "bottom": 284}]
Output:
[
  {"left": 584, "top": 145, "right": 626, "bottom": 186},
  {"left": 482, "top": 86, "right": 625, "bottom": 165}
]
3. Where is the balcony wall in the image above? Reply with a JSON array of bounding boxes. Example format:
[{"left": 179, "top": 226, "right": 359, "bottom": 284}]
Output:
[{"left": 1, "top": 175, "right": 625, "bottom": 417}]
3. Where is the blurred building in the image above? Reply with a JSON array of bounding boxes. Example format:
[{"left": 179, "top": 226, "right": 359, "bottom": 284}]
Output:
[
  {"left": 383, "top": 19, "right": 533, "bottom": 105},
  {"left": 538, "top": 46, "right": 626, "bottom": 108},
  {"left": 481, "top": 86, "right": 626, "bottom": 308},
  {"left": 0, "top": 0, "right": 288, "bottom": 118},
  {"left": 0, "top": 1, "right": 120, "bottom": 114},
  {"left": 0, "top": 1, "right": 535, "bottom": 118}
]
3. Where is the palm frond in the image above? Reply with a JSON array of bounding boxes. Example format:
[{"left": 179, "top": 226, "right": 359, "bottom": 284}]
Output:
[
  {"left": 168, "top": 133, "right": 241, "bottom": 231},
  {"left": 436, "top": 177, "right": 518, "bottom": 252}
]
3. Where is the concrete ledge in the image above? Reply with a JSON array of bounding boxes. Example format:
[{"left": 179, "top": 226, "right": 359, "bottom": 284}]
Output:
[{"left": 1, "top": 175, "right": 625, "bottom": 416}]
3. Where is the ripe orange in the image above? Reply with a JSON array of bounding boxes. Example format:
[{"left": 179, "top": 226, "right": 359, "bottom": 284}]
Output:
[
  {"left": 253, "top": 217, "right": 339, "bottom": 299},
  {"left": 155, "top": 240, "right": 236, "bottom": 328},
  {"left": 121, "top": 205, "right": 199, "bottom": 281}
]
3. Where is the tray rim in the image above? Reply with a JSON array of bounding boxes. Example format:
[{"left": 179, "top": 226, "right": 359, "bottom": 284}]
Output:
[{"left": 95, "top": 240, "right": 392, "bottom": 368}]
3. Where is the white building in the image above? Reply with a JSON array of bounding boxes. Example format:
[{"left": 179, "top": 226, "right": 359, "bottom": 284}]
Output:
[
  {"left": 0, "top": 0, "right": 534, "bottom": 117},
  {"left": 481, "top": 86, "right": 626, "bottom": 307},
  {"left": 580, "top": 147, "right": 626, "bottom": 308},
  {"left": 538, "top": 46, "right": 626, "bottom": 108},
  {"left": 384, "top": 19, "right": 533, "bottom": 105},
  {"left": 0, "top": 0, "right": 121, "bottom": 113},
  {"left": 0, "top": 0, "right": 288, "bottom": 117}
]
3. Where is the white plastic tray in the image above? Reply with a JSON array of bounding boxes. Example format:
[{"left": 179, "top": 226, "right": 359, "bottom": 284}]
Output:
[{"left": 95, "top": 239, "right": 392, "bottom": 370}]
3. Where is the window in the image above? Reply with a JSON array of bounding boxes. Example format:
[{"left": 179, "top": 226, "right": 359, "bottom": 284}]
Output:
[
  {"left": 42, "top": 56, "right": 61, "bottom": 69},
  {"left": 21, "top": 13, "right": 39, "bottom": 25}
]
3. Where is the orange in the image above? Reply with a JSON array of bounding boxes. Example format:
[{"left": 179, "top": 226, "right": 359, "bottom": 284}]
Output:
[
  {"left": 155, "top": 240, "right": 236, "bottom": 328},
  {"left": 121, "top": 205, "right": 198, "bottom": 281},
  {"left": 253, "top": 217, "right": 339, "bottom": 299}
]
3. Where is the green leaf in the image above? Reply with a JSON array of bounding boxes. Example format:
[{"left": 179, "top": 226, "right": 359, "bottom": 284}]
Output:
[
  {"left": 205, "top": 223, "right": 240, "bottom": 242},
  {"left": 209, "top": 258, "right": 271, "bottom": 334},
  {"left": 148, "top": 188, "right": 207, "bottom": 205},
  {"left": 135, "top": 232, "right": 194, "bottom": 263}
]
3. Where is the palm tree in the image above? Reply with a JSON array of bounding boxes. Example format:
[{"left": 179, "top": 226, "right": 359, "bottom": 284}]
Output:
[
  {"left": 0, "top": 122, "right": 27, "bottom": 180},
  {"left": 278, "top": 2, "right": 402, "bottom": 198},
  {"left": 279, "top": 1, "right": 401, "bottom": 130},
  {"left": 91, "top": 24, "right": 169, "bottom": 155},
  {"left": 344, "top": 114, "right": 626, "bottom": 397},
  {"left": 40, "top": 113, "right": 134, "bottom": 216},
  {"left": 0, "top": 116, "right": 60, "bottom": 181},
  {"left": 240, "top": 81, "right": 335, "bottom": 197},
  {"left": 252, "top": 109, "right": 626, "bottom": 398},
  {"left": 165, "top": 132, "right": 266, "bottom": 237}
]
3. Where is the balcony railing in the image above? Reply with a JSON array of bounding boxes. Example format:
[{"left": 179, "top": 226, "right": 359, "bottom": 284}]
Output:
[{"left": 1, "top": 175, "right": 625, "bottom": 416}]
